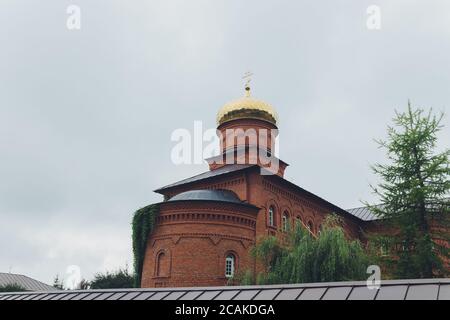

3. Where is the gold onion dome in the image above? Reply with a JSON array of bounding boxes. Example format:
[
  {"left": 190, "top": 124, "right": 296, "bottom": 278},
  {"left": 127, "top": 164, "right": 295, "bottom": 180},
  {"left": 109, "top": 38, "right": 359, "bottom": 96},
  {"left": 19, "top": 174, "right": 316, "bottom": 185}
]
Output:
[{"left": 216, "top": 87, "right": 278, "bottom": 126}]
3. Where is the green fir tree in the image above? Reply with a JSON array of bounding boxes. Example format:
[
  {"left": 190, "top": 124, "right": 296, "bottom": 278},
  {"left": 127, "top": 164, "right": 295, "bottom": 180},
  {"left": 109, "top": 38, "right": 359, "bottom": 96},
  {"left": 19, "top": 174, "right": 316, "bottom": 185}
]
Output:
[{"left": 368, "top": 102, "right": 450, "bottom": 278}]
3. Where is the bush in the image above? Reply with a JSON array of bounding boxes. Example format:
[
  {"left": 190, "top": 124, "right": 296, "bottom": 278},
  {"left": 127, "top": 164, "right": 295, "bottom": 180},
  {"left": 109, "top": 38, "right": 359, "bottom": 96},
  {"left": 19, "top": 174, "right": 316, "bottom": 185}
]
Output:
[
  {"left": 89, "top": 267, "right": 135, "bottom": 289},
  {"left": 0, "top": 283, "right": 27, "bottom": 292}
]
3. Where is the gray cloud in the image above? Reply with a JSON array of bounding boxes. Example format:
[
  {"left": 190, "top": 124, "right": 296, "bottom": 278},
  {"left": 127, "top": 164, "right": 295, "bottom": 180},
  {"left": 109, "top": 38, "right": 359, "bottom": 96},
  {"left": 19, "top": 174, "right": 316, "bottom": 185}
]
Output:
[{"left": 0, "top": 0, "right": 449, "bottom": 284}]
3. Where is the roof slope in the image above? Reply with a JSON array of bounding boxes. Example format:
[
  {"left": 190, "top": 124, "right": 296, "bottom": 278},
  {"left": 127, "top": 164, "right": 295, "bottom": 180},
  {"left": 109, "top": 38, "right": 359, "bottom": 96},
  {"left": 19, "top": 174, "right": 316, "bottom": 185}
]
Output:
[
  {"left": 169, "top": 189, "right": 243, "bottom": 204},
  {"left": 155, "top": 164, "right": 255, "bottom": 193},
  {"left": 0, "top": 273, "right": 55, "bottom": 291},
  {"left": 0, "top": 279, "right": 448, "bottom": 300},
  {"left": 346, "top": 206, "right": 380, "bottom": 221},
  {"left": 155, "top": 164, "right": 375, "bottom": 223}
]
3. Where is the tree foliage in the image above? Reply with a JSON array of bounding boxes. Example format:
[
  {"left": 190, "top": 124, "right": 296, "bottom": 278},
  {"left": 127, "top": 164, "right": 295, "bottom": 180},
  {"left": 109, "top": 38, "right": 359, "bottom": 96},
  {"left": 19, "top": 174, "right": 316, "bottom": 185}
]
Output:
[
  {"left": 53, "top": 274, "right": 64, "bottom": 290},
  {"left": 246, "top": 215, "right": 370, "bottom": 284},
  {"left": 0, "top": 283, "right": 27, "bottom": 292},
  {"left": 132, "top": 203, "right": 159, "bottom": 287},
  {"left": 369, "top": 103, "right": 450, "bottom": 278},
  {"left": 89, "top": 267, "right": 135, "bottom": 289}
]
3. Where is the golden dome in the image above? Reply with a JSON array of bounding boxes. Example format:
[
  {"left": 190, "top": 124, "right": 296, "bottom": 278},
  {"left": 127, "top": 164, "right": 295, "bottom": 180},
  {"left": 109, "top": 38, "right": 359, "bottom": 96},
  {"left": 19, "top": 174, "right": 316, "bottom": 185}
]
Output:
[{"left": 217, "top": 89, "right": 278, "bottom": 126}]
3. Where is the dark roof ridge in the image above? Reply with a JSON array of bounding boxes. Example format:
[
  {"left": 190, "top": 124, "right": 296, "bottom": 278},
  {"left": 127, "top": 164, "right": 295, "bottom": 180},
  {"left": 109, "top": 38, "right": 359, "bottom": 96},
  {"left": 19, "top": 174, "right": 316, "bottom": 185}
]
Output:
[{"left": 154, "top": 164, "right": 257, "bottom": 193}]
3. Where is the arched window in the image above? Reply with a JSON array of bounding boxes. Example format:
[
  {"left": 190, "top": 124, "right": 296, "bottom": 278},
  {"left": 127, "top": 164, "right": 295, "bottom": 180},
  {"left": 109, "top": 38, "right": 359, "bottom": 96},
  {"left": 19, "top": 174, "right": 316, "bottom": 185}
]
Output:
[
  {"left": 282, "top": 212, "right": 289, "bottom": 232},
  {"left": 295, "top": 216, "right": 302, "bottom": 227},
  {"left": 225, "top": 254, "right": 235, "bottom": 278},
  {"left": 156, "top": 251, "right": 168, "bottom": 277},
  {"left": 307, "top": 221, "right": 314, "bottom": 233},
  {"left": 268, "top": 206, "right": 275, "bottom": 227},
  {"left": 318, "top": 224, "right": 322, "bottom": 236}
]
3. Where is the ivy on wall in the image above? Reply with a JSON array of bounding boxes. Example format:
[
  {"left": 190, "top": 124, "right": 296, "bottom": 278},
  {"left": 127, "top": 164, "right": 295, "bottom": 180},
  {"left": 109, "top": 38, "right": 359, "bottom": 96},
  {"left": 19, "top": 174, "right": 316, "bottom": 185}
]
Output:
[{"left": 132, "top": 203, "right": 160, "bottom": 287}]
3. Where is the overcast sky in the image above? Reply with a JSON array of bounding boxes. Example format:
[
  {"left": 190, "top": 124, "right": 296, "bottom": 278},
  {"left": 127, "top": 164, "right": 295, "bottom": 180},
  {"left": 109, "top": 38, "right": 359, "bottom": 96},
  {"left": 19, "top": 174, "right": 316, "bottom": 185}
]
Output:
[{"left": 1, "top": 0, "right": 449, "bottom": 285}]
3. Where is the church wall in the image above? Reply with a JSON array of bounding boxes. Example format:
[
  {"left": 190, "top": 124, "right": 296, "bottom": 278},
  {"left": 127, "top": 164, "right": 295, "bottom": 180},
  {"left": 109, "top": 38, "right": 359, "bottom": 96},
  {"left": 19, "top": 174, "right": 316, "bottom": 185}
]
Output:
[
  {"left": 363, "top": 218, "right": 449, "bottom": 276},
  {"left": 217, "top": 118, "right": 278, "bottom": 155},
  {"left": 147, "top": 166, "right": 365, "bottom": 287},
  {"left": 244, "top": 169, "right": 362, "bottom": 241},
  {"left": 162, "top": 170, "right": 249, "bottom": 203},
  {"left": 141, "top": 200, "right": 258, "bottom": 288}
]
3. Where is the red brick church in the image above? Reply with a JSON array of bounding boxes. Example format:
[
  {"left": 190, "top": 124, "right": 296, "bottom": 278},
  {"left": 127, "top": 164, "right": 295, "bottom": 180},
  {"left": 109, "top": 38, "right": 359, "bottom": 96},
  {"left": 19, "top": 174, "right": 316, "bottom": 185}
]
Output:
[{"left": 140, "top": 85, "right": 444, "bottom": 288}]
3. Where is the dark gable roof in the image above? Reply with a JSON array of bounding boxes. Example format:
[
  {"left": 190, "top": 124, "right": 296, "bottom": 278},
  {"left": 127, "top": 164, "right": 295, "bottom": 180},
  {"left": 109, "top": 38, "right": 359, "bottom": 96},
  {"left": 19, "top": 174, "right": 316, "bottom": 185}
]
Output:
[
  {"left": 264, "top": 173, "right": 366, "bottom": 224},
  {"left": 154, "top": 164, "right": 381, "bottom": 223},
  {"left": 0, "top": 273, "right": 55, "bottom": 291},
  {"left": 0, "top": 279, "right": 448, "bottom": 300},
  {"left": 345, "top": 206, "right": 380, "bottom": 221},
  {"left": 155, "top": 164, "right": 256, "bottom": 193}
]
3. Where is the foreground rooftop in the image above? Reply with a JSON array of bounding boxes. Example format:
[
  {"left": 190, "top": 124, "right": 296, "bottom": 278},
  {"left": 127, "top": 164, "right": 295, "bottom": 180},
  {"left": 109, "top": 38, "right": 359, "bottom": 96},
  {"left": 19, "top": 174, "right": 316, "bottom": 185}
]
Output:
[{"left": 1, "top": 278, "right": 448, "bottom": 300}]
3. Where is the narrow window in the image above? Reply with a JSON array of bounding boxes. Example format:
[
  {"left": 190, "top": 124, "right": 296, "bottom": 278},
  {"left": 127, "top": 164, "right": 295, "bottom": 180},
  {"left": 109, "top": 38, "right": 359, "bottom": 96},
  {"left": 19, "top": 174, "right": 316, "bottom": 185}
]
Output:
[
  {"left": 156, "top": 252, "right": 167, "bottom": 276},
  {"left": 225, "top": 254, "right": 235, "bottom": 278},
  {"left": 282, "top": 212, "right": 289, "bottom": 232},
  {"left": 268, "top": 206, "right": 275, "bottom": 227},
  {"left": 307, "top": 221, "right": 314, "bottom": 233},
  {"left": 295, "top": 216, "right": 303, "bottom": 229}
]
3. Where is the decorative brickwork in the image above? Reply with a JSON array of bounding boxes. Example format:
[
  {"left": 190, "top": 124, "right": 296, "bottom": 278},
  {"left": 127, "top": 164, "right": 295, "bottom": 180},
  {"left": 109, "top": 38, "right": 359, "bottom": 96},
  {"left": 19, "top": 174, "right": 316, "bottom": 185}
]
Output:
[{"left": 140, "top": 91, "right": 448, "bottom": 287}]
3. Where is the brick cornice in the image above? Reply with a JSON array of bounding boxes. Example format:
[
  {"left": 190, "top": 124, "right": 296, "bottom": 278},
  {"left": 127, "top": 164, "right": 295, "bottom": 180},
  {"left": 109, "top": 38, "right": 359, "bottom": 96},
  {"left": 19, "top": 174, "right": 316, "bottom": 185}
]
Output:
[{"left": 150, "top": 232, "right": 254, "bottom": 248}]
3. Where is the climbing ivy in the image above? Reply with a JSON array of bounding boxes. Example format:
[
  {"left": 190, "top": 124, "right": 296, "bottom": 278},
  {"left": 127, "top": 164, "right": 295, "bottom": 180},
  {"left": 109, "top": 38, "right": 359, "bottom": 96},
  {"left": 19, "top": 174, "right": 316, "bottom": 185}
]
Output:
[{"left": 132, "top": 203, "right": 160, "bottom": 287}]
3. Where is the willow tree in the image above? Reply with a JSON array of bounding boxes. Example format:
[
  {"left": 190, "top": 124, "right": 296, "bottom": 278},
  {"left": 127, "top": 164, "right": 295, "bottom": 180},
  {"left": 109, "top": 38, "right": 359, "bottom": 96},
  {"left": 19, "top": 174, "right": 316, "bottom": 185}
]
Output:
[
  {"left": 369, "top": 103, "right": 449, "bottom": 278},
  {"left": 248, "top": 215, "right": 369, "bottom": 284}
]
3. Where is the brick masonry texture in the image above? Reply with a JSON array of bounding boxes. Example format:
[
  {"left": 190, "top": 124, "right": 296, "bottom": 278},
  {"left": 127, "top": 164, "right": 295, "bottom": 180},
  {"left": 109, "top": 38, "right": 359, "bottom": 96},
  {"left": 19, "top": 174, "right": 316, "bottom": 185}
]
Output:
[{"left": 141, "top": 115, "right": 449, "bottom": 287}]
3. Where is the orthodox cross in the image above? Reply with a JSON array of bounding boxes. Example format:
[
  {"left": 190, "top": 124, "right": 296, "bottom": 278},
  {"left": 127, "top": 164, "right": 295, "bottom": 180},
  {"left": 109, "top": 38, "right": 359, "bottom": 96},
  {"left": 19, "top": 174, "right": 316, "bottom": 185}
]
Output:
[{"left": 242, "top": 71, "right": 253, "bottom": 96}]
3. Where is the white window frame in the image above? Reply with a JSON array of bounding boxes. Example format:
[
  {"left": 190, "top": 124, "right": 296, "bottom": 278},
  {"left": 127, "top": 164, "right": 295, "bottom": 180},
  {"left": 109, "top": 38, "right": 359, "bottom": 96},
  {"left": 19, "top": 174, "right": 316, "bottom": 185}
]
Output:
[
  {"left": 268, "top": 207, "right": 274, "bottom": 227},
  {"left": 225, "top": 255, "right": 235, "bottom": 278},
  {"left": 282, "top": 213, "right": 288, "bottom": 232}
]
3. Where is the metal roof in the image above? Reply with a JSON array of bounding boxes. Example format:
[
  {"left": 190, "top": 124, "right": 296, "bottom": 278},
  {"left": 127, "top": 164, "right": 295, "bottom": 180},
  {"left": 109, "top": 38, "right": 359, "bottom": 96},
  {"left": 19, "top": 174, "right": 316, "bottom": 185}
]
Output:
[
  {"left": 0, "top": 273, "right": 55, "bottom": 292},
  {"left": 345, "top": 206, "right": 380, "bottom": 221},
  {"left": 1, "top": 279, "right": 448, "bottom": 300},
  {"left": 153, "top": 164, "right": 414, "bottom": 224},
  {"left": 169, "top": 189, "right": 243, "bottom": 204},
  {"left": 155, "top": 165, "right": 363, "bottom": 223},
  {"left": 345, "top": 200, "right": 450, "bottom": 222},
  {"left": 154, "top": 164, "right": 255, "bottom": 192}
]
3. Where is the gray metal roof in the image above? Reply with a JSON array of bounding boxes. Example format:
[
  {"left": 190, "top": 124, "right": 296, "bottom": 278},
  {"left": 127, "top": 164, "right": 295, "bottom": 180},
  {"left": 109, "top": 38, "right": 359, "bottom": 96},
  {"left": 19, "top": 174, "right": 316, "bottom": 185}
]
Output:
[
  {"left": 1, "top": 278, "right": 448, "bottom": 300},
  {"left": 0, "top": 273, "right": 55, "bottom": 292},
  {"left": 345, "top": 200, "right": 450, "bottom": 222},
  {"left": 169, "top": 189, "right": 243, "bottom": 204},
  {"left": 155, "top": 165, "right": 364, "bottom": 223},
  {"left": 154, "top": 164, "right": 432, "bottom": 225},
  {"left": 155, "top": 164, "right": 255, "bottom": 192},
  {"left": 345, "top": 205, "right": 380, "bottom": 221}
]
